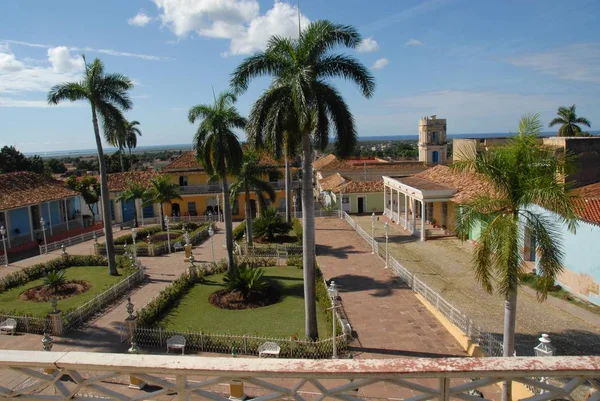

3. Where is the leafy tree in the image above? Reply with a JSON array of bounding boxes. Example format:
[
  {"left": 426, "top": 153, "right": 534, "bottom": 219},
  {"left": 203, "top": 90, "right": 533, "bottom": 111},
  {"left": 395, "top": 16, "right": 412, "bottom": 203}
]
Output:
[
  {"left": 229, "top": 150, "right": 278, "bottom": 246},
  {"left": 188, "top": 91, "right": 246, "bottom": 274},
  {"left": 454, "top": 114, "right": 578, "bottom": 401},
  {"left": 48, "top": 56, "right": 134, "bottom": 275},
  {"left": 65, "top": 175, "right": 101, "bottom": 221},
  {"left": 46, "top": 158, "right": 67, "bottom": 174},
  {"left": 252, "top": 207, "right": 289, "bottom": 241},
  {"left": 145, "top": 175, "right": 182, "bottom": 230},
  {"left": 115, "top": 180, "right": 148, "bottom": 228},
  {"left": 0, "top": 146, "right": 47, "bottom": 174},
  {"left": 223, "top": 265, "right": 268, "bottom": 299},
  {"left": 548, "top": 104, "right": 591, "bottom": 137},
  {"left": 232, "top": 20, "right": 375, "bottom": 339},
  {"left": 43, "top": 270, "right": 67, "bottom": 295}
]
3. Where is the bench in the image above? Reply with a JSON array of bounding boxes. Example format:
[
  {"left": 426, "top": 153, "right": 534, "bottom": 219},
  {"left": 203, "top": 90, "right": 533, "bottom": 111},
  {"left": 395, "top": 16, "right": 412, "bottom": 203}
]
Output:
[
  {"left": 173, "top": 242, "right": 184, "bottom": 252},
  {"left": 167, "top": 335, "right": 186, "bottom": 355},
  {"left": 258, "top": 341, "right": 280, "bottom": 358},
  {"left": 0, "top": 318, "right": 16, "bottom": 335}
]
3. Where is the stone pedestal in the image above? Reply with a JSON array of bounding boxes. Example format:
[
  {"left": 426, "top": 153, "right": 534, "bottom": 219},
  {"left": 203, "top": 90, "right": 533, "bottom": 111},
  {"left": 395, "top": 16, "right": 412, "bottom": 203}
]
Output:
[
  {"left": 125, "top": 317, "right": 137, "bottom": 343},
  {"left": 184, "top": 244, "right": 192, "bottom": 262},
  {"left": 49, "top": 312, "right": 63, "bottom": 336},
  {"left": 229, "top": 380, "right": 247, "bottom": 401}
]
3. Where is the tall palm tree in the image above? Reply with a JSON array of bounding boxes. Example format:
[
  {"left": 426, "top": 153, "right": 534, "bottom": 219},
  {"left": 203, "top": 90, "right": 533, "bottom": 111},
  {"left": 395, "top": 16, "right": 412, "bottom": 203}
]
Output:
[
  {"left": 145, "top": 175, "right": 182, "bottom": 230},
  {"left": 232, "top": 20, "right": 375, "bottom": 339},
  {"left": 115, "top": 180, "right": 147, "bottom": 228},
  {"left": 454, "top": 114, "right": 578, "bottom": 401},
  {"left": 548, "top": 105, "right": 591, "bottom": 137},
  {"left": 189, "top": 91, "right": 246, "bottom": 274},
  {"left": 125, "top": 120, "right": 142, "bottom": 155},
  {"left": 107, "top": 120, "right": 142, "bottom": 172},
  {"left": 48, "top": 56, "right": 133, "bottom": 276},
  {"left": 229, "top": 150, "right": 278, "bottom": 246}
]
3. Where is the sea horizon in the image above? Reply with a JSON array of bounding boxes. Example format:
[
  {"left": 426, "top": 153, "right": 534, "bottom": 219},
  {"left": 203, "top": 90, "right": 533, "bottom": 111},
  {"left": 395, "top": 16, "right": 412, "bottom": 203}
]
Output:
[{"left": 23, "top": 130, "right": 597, "bottom": 158}]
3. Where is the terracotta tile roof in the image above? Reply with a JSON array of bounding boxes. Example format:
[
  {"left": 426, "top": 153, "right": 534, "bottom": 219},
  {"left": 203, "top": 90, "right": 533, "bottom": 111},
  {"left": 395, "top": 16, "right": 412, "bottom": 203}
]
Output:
[
  {"left": 573, "top": 182, "right": 600, "bottom": 199},
  {"left": 396, "top": 176, "right": 455, "bottom": 191},
  {"left": 313, "top": 154, "right": 425, "bottom": 172},
  {"left": 107, "top": 170, "right": 157, "bottom": 192},
  {"left": 0, "top": 172, "right": 78, "bottom": 210},
  {"left": 162, "top": 151, "right": 202, "bottom": 172},
  {"left": 319, "top": 173, "right": 349, "bottom": 191},
  {"left": 572, "top": 198, "right": 600, "bottom": 227},
  {"left": 338, "top": 180, "right": 384, "bottom": 193},
  {"left": 413, "top": 165, "right": 498, "bottom": 204},
  {"left": 312, "top": 154, "right": 339, "bottom": 170}
]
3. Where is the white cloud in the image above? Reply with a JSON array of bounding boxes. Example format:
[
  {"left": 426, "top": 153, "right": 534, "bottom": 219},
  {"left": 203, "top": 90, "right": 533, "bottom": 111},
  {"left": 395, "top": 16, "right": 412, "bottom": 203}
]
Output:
[
  {"left": 128, "top": 11, "right": 152, "bottom": 27},
  {"left": 0, "top": 52, "right": 25, "bottom": 72},
  {"left": 509, "top": 43, "right": 600, "bottom": 83},
  {"left": 371, "top": 58, "right": 389, "bottom": 70},
  {"left": 152, "top": 0, "right": 309, "bottom": 55},
  {"left": 405, "top": 38, "right": 423, "bottom": 46},
  {"left": 0, "top": 97, "right": 77, "bottom": 108},
  {"left": 47, "top": 46, "right": 85, "bottom": 73},
  {"left": 357, "top": 37, "right": 379, "bottom": 53}
]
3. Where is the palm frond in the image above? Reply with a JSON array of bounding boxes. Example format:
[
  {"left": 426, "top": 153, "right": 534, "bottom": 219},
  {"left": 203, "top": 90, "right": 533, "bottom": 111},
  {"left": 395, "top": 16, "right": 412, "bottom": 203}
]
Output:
[
  {"left": 315, "top": 54, "right": 375, "bottom": 98},
  {"left": 47, "top": 82, "right": 88, "bottom": 104}
]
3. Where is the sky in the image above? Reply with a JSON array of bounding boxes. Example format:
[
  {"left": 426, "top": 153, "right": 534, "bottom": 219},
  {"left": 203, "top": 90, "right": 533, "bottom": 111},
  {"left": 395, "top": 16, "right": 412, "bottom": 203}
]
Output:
[{"left": 0, "top": 0, "right": 599, "bottom": 153}]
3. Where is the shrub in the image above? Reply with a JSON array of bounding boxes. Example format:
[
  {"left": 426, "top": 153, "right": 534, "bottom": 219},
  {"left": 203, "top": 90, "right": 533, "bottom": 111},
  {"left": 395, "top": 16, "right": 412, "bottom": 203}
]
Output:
[
  {"left": 253, "top": 207, "right": 288, "bottom": 240},
  {"left": 172, "top": 222, "right": 200, "bottom": 231},
  {"left": 223, "top": 266, "right": 268, "bottom": 298},
  {"left": 137, "top": 273, "right": 197, "bottom": 326},
  {"left": 114, "top": 226, "right": 163, "bottom": 245},
  {"left": 233, "top": 220, "right": 247, "bottom": 241},
  {"left": 43, "top": 270, "right": 67, "bottom": 294},
  {"left": 151, "top": 232, "right": 181, "bottom": 242},
  {"left": 287, "top": 255, "right": 303, "bottom": 268},
  {"left": 291, "top": 218, "right": 303, "bottom": 244}
]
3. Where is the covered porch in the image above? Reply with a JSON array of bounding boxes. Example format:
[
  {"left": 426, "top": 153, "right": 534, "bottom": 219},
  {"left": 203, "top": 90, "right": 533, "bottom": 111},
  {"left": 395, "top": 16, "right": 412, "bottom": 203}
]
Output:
[{"left": 382, "top": 175, "right": 456, "bottom": 241}]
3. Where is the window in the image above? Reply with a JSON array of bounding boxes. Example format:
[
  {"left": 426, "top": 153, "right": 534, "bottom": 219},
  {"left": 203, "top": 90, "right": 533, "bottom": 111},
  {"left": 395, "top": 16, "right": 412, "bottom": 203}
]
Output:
[
  {"left": 269, "top": 172, "right": 279, "bottom": 182},
  {"left": 427, "top": 203, "right": 433, "bottom": 221},
  {"left": 232, "top": 199, "right": 240, "bottom": 215},
  {"left": 188, "top": 202, "right": 197, "bottom": 216},
  {"left": 179, "top": 176, "right": 188, "bottom": 186},
  {"left": 342, "top": 196, "right": 350, "bottom": 204}
]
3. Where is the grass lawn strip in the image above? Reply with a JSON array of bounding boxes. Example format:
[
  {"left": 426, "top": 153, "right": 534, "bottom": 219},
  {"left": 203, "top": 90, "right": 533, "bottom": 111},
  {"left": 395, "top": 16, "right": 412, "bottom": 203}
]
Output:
[
  {"left": 0, "top": 266, "right": 130, "bottom": 316},
  {"left": 161, "top": 267, "right": 329, "bottom": 338}
]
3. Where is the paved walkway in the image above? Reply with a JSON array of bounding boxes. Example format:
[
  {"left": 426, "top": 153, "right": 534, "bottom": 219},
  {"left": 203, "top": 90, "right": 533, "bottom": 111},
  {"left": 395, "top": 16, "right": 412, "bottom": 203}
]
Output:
[
  {"left": 315, "top": 217, "right": 467, "bottom": 360},
  {"left": 352, "top": 214, "right": 600, "bottom": 356}
]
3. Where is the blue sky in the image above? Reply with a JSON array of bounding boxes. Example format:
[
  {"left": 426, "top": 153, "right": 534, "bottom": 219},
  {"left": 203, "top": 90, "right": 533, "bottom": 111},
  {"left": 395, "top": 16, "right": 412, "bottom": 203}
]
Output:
[{"left": 0, "top": 0, "right": 599, "bottom": 153}]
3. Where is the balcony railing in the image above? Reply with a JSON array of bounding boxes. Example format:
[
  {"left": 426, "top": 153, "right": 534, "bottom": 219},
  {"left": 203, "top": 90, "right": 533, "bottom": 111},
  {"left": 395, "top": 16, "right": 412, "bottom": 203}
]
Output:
[{"left": 0, "top": 351, "right": 597, "bottom": 401}]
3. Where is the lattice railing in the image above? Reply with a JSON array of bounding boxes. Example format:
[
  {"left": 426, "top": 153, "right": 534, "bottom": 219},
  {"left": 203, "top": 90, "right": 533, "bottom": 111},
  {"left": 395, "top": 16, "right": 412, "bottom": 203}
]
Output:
[
  {"left": 0, "top": 314, "right": 48, "bottom": 334},
  {"left": 0, "top": 352, "right": 598, "bottom": 401},
  {"left": 0, "top": 253, "right": 6, "bottom": 266}
]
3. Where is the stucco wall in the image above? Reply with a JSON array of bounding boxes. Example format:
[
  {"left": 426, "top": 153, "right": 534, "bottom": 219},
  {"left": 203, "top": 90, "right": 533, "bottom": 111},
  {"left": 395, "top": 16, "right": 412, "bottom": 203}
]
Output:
[
  {"left": 349, "top": 192, "right": 384, "bottom": 213},
  {"left": 528, "top": 204, "right": 600, "bottom": 305},
  {"left": 564, "top": 138, "right": 600, "bottom": 188}
]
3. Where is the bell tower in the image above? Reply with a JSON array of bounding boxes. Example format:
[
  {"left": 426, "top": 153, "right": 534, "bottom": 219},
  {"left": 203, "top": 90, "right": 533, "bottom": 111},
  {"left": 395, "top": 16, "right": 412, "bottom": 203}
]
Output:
[{"left": 418, "top": 115, "right": 447, "bottom": 165}]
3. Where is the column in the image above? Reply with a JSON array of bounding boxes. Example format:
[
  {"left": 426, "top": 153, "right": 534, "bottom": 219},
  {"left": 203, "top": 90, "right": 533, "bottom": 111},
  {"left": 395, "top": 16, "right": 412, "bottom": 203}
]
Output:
[
  {"left": 5, "top": 210, "right": 11, "bottom": 248},
  {"left": 411, "top": 198, "right": 416, "bottom": 234},
  {"left": 404, "top": 193, "right": 408, "bottom": 229},
  {"left": 28, "top": 205, "right": 34, "bottom": 241},
  {"left": 397, "top": 190, "right": 401, "bottom": 224},
  {"left": 47, "top": 202, "right": 53, "bottom": 235},
  {"left": 421, "top": 200, "right": 426, "bottom": 241},
  {"left": 383, "top": 184, "right": 387, "bottom": 216},
  {"left": 64, "top": 199, "right": 70, "bottom": 231}
]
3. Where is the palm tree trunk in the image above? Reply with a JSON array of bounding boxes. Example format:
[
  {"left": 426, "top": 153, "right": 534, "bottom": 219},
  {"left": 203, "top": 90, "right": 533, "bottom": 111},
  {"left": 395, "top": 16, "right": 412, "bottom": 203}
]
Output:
[
  {"left": 301, "top": 132, "right": 318, "bottom": 340},
  {"left": 119, "top": 150, "right": 125, "bottom": 172},
  {"left": 285, "top": 155, "right": 291, "bottom": 224},
  {"left": 159, "top": 203, "right": 165, "bottom": 231},
  {"left": 501, "top": 290, "right": 518, "bottom": 401},
  {"left": 91, "top": 105, "right": 118, "bottom": 275},
  {"left": 245, "top": 186, "right": 253, "bottom": 247},
  {"left": 133, "top": 199, "right": 139, "bottom": 228},
  {"left": 221, "top": 164, "right": 235, "bottom": 274}
]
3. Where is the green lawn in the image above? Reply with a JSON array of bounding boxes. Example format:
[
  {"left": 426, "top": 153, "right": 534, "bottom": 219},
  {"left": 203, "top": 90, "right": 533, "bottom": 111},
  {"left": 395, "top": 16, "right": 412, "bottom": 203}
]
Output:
[
  {"left": 161, "top": 267, "right": 330, "bottom": 337},
  {"left": 0, "top": 266, "right": 130, "bottom": 316}
]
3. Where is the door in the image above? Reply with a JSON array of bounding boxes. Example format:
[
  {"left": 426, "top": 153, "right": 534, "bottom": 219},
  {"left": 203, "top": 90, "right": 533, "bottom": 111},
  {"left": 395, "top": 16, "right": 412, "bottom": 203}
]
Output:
[
  {"left": 171, "top": 203, "right": 181, "bottom": 217},
  {"left": 250, "top": 200, "right": 257, "bottom": 218},
  {"left": 432, "top": 151, "right": 439, "bottom": 164},
  {"left": 121, "top": 199, "right": 135, "bottom": 222},
  {"left": 357, "top": 197, "right": 365, "bottom": 213},
  {"left": 143, "top": 204, "right": 154, "bottom": 218}
]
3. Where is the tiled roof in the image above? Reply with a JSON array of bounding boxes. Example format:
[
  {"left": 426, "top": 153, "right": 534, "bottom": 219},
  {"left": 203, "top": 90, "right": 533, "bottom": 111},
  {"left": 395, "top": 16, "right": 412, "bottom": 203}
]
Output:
[
  {"left": 396, "top": 176, "right": 455, "bottom": 191},
  {"left": 572, "top": 199, "right": 600, "bottom": 227},
  {"left": 0, "top": 172, "right": 78, "bottom": 210},
  {"left": 339, "top": 180, "right": 384, "bottom": 193},
  {"left": 319, "top": 173, "right": 349, "bottom": 191},
  {"left": 312, "top": 154, "right": 339, "bottom": 170},
  {"left": 414, "top": 165, "right": 498, "bottom": 204},
  {"left": 107, "top": 170, "right": 157, "bottom": 192},
  {"left": 313, "top": 154, "right": 425, "bottom": 172},
  {"left": 573, "top": 182, "right": 600, "bottom": 199},
  {"left": 163, "top": 150, "right": 283, "bottom": 173}
]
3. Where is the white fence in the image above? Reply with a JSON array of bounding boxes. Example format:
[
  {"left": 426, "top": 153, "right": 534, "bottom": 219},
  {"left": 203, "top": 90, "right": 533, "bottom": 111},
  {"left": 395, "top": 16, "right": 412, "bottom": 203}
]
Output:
[
  {"left": 39, "top": 228, "right": 105, "bottom": 254},
  {"left": 63, "top": 266, "right": 145, "bottom": 332},
  {"left": 341, "top": 211, "right": 504, "bottom": 357},
  {"left": 0, "top": 314, "right": 48, "bottom": 334},
  {"left": 0, "top": 254, "right": 5, "bottom": 266}
]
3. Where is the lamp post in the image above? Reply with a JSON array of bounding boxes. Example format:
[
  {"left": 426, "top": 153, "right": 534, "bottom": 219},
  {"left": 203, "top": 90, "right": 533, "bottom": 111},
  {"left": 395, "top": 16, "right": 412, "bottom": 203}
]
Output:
[
  {"left": 131, "top": 228, "right": 137, "bottom": 262},
  {"left": 339, "top": 191, "right": 343, "bottom": 219},
  {"left": 327, "top": 281, "right": 339, "bottom": 359},
  {"left": 292, "top": 195, "right": 297, "bottom": 219},
  {"left": 384, "top": 222, "right": 389, "bottom": 269},
  {"left": 40, "top": 217, "right": 47, "bottom": 254},
  {"left": 534, "top": 334, "right": 555, "bottom": 357},
  {"left": 208, "top": 225, "right": 215, "bottom": 263},
  {"left": 0, "top": 226, "right": 7, "bottom": 266},
  {"left": 371, "top": 212, "right": 375, "bottom": 254},
  {"left": 164, "top": 216, "right": 171, "bottom": 254}
]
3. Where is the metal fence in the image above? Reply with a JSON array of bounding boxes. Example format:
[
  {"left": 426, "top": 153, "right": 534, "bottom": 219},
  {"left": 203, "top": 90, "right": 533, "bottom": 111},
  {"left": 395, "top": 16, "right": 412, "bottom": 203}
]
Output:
[
  {"left": 133, "top": 326, "right": 347, "bottom": 359},
  {"left": 0, "top": 254, "right": 6, "bottom": 266},
  {"left": 0, "top": 314, "right": 48, "bottom": 335},
  {"left": 40, "top": 228, "right": 105, "bottom": 254},
  {"left": 341, "top": 211, "right": 505, "bottom": 357},
  {"left": 63, "top": 267, "right": 145, "bottom": 332}
]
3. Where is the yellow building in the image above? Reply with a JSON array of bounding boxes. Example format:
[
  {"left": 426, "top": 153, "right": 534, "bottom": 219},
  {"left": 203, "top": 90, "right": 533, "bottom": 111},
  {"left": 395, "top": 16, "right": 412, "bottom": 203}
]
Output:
[{"left": 161, "top": 151, "right": 299, "bottom": 220}]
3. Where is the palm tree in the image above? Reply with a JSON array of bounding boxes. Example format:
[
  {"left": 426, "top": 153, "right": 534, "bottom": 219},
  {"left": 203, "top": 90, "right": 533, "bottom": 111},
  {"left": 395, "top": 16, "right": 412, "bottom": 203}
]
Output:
[
  {"left": 229, "top": 150, "right": 278, "bottom": 246},
  {"left": 454, "top": 114, "right": 578, "bottom": 401},
  {"left": 189, "top": 91, "right": 246, "bottom": 274},
  {"left": 48, "top": 56, "right": 133, "bottom": 276},
  {"left": 145, "top": 175, "right": 182, "bottom": 230},
  {"left": 548, "top": 105, "right": 591, "bottom": 137},
  {"left": 107, "top": 120, "right": 142, "bottom": 172},
  {"left": 115, "top": 180, "right": 147, "bottom": 228},
  {"left": 232, "top": 20, "right": 375, "bottom": 339},
  {"left": 124, "top": 120, "right": 142, "bottom": 155}
]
